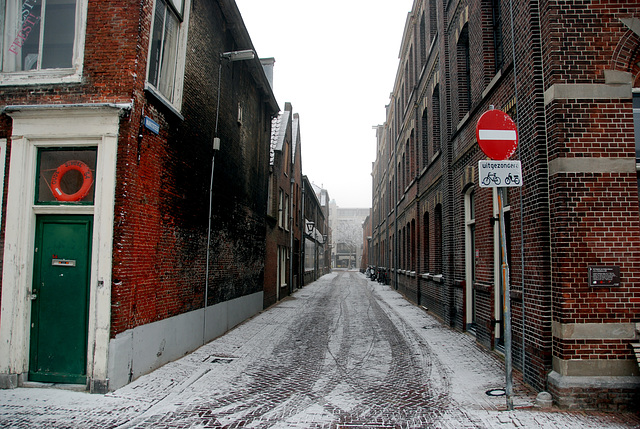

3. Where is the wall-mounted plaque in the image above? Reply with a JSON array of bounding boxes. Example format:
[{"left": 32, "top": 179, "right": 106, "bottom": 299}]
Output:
[{"left": 588, "top": 266, "right": 620, "bottom": 287}]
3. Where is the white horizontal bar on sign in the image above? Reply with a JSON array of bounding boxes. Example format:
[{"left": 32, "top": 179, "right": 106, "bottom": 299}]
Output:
[{"left": 478, "top": 129, "right": 517, "bottom": 141}]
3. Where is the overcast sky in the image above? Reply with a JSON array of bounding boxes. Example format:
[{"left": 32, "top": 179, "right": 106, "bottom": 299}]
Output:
[{"left": 234, "top": 0, "right": 415, "bottom": 208}]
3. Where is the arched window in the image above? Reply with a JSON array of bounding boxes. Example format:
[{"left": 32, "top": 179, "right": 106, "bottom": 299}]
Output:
[{"left": 457, "top": 24, "right": 471, "bottom": 118}]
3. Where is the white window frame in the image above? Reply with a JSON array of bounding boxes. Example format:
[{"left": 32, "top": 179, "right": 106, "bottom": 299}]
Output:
[
  {"left": 493, "top": 188, "right": 510, "bottom": 341},
  {"left": 464, "top": 187, "right": 476, "bottom": 328},
  {"left": 145, "top": 0, "right": 190, "bottom": 112},
  {"left": 284, "top": 193, "right": 289, "bottom": 231},
  {"left": 0, "top": 0, "right": 88, "bottom": 86},
  {"left": 278, "top": 246, "right": 288, "bottom": 288},
  {"left": 278, "top": 189, "right": 284, "bottom": 228}
]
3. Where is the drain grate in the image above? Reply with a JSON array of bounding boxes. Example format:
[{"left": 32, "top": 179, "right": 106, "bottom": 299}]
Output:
[
  {"left": 202, "top": 355, "right": 237, "bottom": 364},
  {"left": 337, "top": 425, "right": 395, "bottom": 429}
]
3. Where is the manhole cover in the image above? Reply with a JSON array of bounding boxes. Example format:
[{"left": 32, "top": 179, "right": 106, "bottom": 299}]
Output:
[{"left": 485, "top": 388, "right": 506, "bottom": 396}]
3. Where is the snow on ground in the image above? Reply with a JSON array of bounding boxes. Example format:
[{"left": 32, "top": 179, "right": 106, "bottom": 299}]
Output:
[{"left": 0, "top": 271, "right": 638, "bottom": 428}]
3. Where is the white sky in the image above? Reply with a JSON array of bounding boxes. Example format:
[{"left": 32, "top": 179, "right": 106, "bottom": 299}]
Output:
[{"left": 234, "top": 0, "right": 415, "bottom": 208}]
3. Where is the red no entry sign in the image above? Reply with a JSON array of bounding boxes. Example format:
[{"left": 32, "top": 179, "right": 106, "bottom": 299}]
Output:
[{"left": 476, "top": 109, "right": 518, "bottom": 160}]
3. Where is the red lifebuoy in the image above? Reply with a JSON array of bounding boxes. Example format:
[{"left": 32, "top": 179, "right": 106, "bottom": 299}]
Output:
[{"left": 50, "top": 160, "right": 93, "bottom": 202}]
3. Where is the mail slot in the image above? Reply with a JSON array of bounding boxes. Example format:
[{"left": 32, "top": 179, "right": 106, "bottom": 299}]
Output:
[{"left": 52, "top": 259, "right": 76, "bottom": 267}]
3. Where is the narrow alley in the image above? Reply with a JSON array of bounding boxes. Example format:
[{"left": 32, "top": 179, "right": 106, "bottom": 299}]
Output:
[{"left": 0, "top": 271, "right": 637, "bottom": 428}]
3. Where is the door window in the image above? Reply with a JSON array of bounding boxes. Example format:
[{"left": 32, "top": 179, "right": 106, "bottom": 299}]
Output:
[{"left": 36, "top": 148, "right": 97, "bottom": 204}]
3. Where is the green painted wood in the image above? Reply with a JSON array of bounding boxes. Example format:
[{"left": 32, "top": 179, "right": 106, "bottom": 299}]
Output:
[{"left": 29, "top": 215, "right": 92, "bottom": 384}]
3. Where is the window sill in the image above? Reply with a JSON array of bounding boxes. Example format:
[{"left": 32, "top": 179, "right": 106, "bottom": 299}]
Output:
[
  {"left": 0, "top": 68, "right": 81, "bottom": 86},
  {"left": 420, "top": 273, "right": 443, "bottom": 283},
  {"left": 473, "top": 282, "right": 493, "bottom": 293},
  {"left": 144, "top": 83, "right": 184, "bottom": 121}
]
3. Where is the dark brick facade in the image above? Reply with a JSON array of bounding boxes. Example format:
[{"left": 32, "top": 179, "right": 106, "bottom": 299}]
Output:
[
  {"left": 370, "top": 0, "right": 640, "bottom": 411},
  {"left": 264, "top": 102, "right": 303, "bottom": 308},
  {"left": 0, "top": 0, "right": 277, "bottom": 391}
]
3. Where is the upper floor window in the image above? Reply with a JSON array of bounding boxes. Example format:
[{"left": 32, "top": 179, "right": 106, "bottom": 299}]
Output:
[
  {"left": 490, "top": 0, "right": 504, "bottom": 72},
  {"left": 278, "top": 188, "right": 284, "bottom": 228},
  {"left": 1, "top": 0, "right": 86, "bottom": 83},
  {"left": 432, "top": 84, "right": 441, "bottom": 154},
  {"left": 633, "top": 91, "right": 639, "bottom": 210},
  {"left": 429, "top": 0, "right": 437, "bottom": 46},
  {"left": 634, "top": 92, "right": 639, "bottom": 162},
  {"left": 457, "top": 24, "right": 471, "bottom": 119},
  {"left": 147, "top": 0, "right": 186, "bottom": 106}
]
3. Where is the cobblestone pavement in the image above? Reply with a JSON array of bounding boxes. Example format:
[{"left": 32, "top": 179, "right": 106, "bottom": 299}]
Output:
[{"left": 1, "top": 270, "right": 639, "bottom": 428}]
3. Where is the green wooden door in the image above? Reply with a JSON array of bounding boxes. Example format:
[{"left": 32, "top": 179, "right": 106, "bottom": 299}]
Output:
[{"left": 29, "top": 215, "right": 92, "bottom": 384}]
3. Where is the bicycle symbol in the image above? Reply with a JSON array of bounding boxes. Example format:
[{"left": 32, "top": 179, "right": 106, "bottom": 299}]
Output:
[
  {"left": 482, "top": 172, "right": 501, "bottom": 186},
  {"left": 504, "top": 173, "right": 520, "bottom": 185}
]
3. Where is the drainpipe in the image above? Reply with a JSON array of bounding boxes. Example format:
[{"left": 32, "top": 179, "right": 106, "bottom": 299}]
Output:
[
  {"left": 301, "top": 184, "right": 306, "bottom": 286},
  {"left": 289, "top": 177, "right": 294, "bottom": 294},
  {"left": 394, "top": 128, "right": 399, "bottom": 290}
]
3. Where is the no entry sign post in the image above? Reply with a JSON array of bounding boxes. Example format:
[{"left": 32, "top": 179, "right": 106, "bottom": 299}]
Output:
[{"left": 476, "top": 107, "right": 520, "bottom": 411}]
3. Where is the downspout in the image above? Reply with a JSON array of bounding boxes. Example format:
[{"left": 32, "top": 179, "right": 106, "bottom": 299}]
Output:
[
  {"left": 394, "top": 128, "right": 399, "bottom": 290},
  {"left": 301, "top": 184, "right": 306, "bottom": 286},
  {"left": 289, "top": 177, "right": 294, "bottom": 294}
]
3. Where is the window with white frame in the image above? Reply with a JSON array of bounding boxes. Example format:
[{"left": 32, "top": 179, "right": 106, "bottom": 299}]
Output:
[
  {"left": 465, "top": 188, "right": 476, "bottom": 329},
  {"left": 1, "top": 0, "right": 85, "bottom": 77},
  {"left": 633, "top": 91, "right": 639, "bottom": 210},
  {"left": 284, "top": 193, "right": 289, "bottom": 231},
  {"left": 147, "top": 0, "right": 187, "bottom": 106},
  {"left": 278, "top": 246, "right": 288, "bottom": 288},
  {"left": 278, "top": 189, "right": 284, "bottom": 228}
]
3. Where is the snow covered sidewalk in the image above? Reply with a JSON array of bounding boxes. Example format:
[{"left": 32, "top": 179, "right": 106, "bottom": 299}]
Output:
[{"left": 0, "top": 271, "right": 637, "bottom": 428}]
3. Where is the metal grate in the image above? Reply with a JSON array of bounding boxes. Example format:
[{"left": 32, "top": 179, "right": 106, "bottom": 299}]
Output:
[{"left": 202, "top": 355, "right": 237, "bottom": 364}]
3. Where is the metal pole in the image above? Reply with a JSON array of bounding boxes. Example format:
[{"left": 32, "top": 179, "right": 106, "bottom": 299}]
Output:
[
  {"left": 204, "top": 61, "right": 224, "bottom": 344},
  {"left": 203, "top": 151, "right": 216, "bottom": 344},
  {"left": 498, "top": 187, "right": 513, "bottom": 410}
]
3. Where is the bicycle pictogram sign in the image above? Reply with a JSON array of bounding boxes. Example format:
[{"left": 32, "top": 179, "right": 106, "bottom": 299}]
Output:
[{"left": 478, "top": 160, "right": 522, "bottom": 188}]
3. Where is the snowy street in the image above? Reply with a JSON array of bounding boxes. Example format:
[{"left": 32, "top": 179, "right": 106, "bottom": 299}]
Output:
[{"left": 0, "top": 270, "right": 638, "bottom": 428}]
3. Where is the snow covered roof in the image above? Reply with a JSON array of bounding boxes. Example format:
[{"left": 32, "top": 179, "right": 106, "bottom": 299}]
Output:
[{"left": 269, "top": 110, "right": 290, "bottom": 166}]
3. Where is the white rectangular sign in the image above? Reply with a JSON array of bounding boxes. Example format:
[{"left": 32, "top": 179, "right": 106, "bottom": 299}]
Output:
[{"left": 478, "top": 160, "right": 522, "bottom": 188}]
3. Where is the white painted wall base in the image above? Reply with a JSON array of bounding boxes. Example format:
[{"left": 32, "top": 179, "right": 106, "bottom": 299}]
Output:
[{"left": 106, "top": 291, "right": 263, "bottom": 391}]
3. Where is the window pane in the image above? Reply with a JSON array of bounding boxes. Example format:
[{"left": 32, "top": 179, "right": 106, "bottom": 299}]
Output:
[
  {"left": 168, "top": 0, "right": 183, "bottom": 16},
  {"left": 4, "top": 0, "right": 43, "bottom": 71},
  {"left": 1, "top": 0, "right": 6, "bottom": 63},
  {"left": 148, "top": 0, "right": 166, "bottom": 88},
  {"left": 158, "top": 8, "right": 178, "bottom": 99},
  {"left": 41, "top": 0, "right": 76, "bottom": 69},
  {"left": 148, "top": 0, "right": 179, "bottom": 102},
  {"left": 633, "top": 93, "right": 640, "bottom": 161},
  {"left": 37, "top": 148, "right": 97, "bottom": 204},
  {"left": 4, "top": 0, "right": 77, "bottom": 71}
]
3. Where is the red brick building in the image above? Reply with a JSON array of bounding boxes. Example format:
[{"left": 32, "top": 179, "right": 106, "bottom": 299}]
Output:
[
  {"left": 303, "top": 178, "right": 331, "bottom": 285},
  {"left": 370, "top": 0, "right": 640, "bottom": 410},
  {"left": 0, "top": 0, "right": 277, "bottom": 392},
  {"left": 264, "top": 102, "right": 303, "bottom": 307}
]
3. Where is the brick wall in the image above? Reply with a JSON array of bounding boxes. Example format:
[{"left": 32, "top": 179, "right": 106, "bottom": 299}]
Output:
[
  {"left": 370, "top": 0, "right": 640, "bottom": 409},
  {"left": 0, "top": 0, "right": 274, "bottom": 335}
]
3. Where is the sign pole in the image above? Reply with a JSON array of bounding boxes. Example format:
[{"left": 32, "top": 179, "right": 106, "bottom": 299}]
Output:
[
  {"left": 476, "top": 107, "right": 519, "bottom": 410},
  {"left": 498, "top": 186, "right": 513, "bottom": 410}
]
